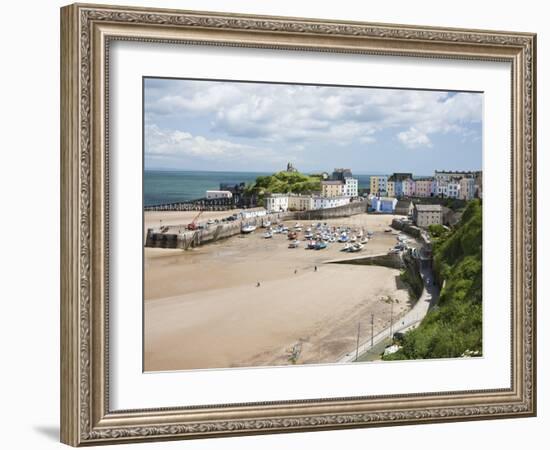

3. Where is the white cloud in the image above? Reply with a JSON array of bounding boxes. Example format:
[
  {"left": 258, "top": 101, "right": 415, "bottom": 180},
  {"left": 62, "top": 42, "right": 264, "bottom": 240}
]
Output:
[
  {"left": 398, "top": 127, "right": 432, "bottom": 148},
  {"left": 144, "top": 80, "right": 482, "bottom": 152},
  {"left": 145, "top": 124, "right": 287, "bottom": 165}
]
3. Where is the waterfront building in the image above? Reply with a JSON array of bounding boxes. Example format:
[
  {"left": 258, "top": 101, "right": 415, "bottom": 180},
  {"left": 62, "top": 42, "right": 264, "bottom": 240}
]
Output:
[
  {"left": 288, "top": 194, "right": 314, "bottom": 211},
  {"left": 387, "top": 181, "right": 395, "bottom": 197},
  {"left": 395, "top": 199, "right": 414, "bottom": 216},
  {"left": 415, "top": 178, "right": 436, "bottom": 197},
  {"left": 389, "top": 173, "right": 413, "bottom": 182},
  {"left": 343, "top": 177, "right": 358, "bottom": 197},
  {"left": 413, "top": 204, "right": 443, "bottom": 228},
  {"left": 370, "top": 196, "right": 398, "bottom": 213},
  {"left": 311, "top": 195, "right": 351, "bottom": 210},
  {"left": 447, "top": 180, "right": 461, "bottom": 199},
  {"left": 402, "top": 178, "right": 416, "bottom": 197},
  {"left": 370, "top": 175, "right": 388, "bottom": 196},
  {"left": 321, "top": 180, "right": 345, "bottom": 197},
  {"left": 459, "top": 177, "right": 476, "bottom": 200},
  {"left": 436, "top": 181, "right": 448, "bottom": 197},
  {"left": 265, "top": 194, "right": 289, "bottom": 212},
  {"left": 206, "top": 190, "right": 233, "bottom": 200},
  {"left": 331, "top": 168, "right": 353, "bottom": 181}
]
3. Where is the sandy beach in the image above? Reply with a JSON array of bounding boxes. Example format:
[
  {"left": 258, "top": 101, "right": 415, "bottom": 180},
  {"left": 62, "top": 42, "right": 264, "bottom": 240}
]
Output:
[{"left": 144, "top": 212, "right": 414, "bottom": 371}]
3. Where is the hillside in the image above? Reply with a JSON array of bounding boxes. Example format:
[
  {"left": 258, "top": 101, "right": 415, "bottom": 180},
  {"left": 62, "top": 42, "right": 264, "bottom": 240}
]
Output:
[
  {"left": 383, "top": 199, "right": 482, "bottom": 360},
  {"left": 245, "top": 171, "right": 322, "bottom": 200}
]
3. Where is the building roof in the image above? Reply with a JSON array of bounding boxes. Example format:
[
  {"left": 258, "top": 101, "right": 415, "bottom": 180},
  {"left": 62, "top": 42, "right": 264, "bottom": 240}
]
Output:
[
  {"left": 414, "top": 204, "right": 442, "bottom": 212},
  {"left": 396, "top": 199, "right": 412, "bottom": 208},
  {"left": 388, "top": 173, "right": 412, "bottom": 182},
  {"left": 321, "top": 180, "right": 344, "bottom": 185}
]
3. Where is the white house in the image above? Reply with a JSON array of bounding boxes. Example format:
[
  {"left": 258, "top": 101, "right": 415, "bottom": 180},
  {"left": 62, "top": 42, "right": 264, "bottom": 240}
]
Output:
[
  {"left": 447, "top": 181, "right": 461, "bottom": 199},
  {"left": 436, "top": 181, "right": 448, "bottom": 197},
  {"left": 343, "top": 177, "right": 358, "bottom": 197},
  {"left": 265, "top": 194, "right": 289, "bottom": 212},
  {"left": 206, "top": 190, "right": 233, "bottom": 199},
  {"left": 311, "top": 196, "right": 350, "bottom": 210}
]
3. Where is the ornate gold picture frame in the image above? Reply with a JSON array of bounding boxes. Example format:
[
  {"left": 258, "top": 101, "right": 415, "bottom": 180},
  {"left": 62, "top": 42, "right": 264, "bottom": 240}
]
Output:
[{"left": 60, "top": 3, "right": 536, "bottom": 446}]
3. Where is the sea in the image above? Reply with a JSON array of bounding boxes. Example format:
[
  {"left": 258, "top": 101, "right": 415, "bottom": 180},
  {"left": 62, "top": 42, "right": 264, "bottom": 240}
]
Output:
[{"left": 144, "top": 170, "right": 373, "bottom": 206}]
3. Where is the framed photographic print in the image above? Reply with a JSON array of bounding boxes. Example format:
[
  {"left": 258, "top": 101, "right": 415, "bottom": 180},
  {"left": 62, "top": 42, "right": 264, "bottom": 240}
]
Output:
[{"left": 60, "top": 3, "right": 537, "bottom": 446}]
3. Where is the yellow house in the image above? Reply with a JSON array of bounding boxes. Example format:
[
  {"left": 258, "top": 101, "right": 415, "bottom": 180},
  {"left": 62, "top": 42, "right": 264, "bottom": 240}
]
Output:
[
  {"left": 387, "top": 181, "right": 395, "bottom": 197},
  {"left": 370, "top": 176, "right": 388, "bottom": 195},
  {"left": 321, "top": 180, "right": 344, "bottom": 197}
]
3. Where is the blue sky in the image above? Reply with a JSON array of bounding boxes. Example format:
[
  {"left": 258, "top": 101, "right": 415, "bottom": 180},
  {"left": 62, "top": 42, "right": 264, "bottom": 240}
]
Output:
[{"left": 144, "top": 78, "right": 482, "bottom": 175}]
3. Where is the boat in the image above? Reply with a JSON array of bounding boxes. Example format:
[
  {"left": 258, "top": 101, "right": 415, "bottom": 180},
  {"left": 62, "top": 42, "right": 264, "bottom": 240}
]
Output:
[
  {"left": 341, "top": 243, "right": 352, "bottom": 252},
  {"left": 288, "top": 240, "right": 300, "bottom": 248},
  {"left": 338, "top": 234, "right": 349, "bottom": 243},
  {"left": 263, "top": 231, "right": 273, "bottom": 239},
  {"left": 262, "top": 220, "right": 271, "bottom": 228},
  {"left": 350, "top": 235, "right": 357, "bottom": 243},
  {"left": 348, "top": 243, "right": 364, "bottom": 253},
  {"left": 307, "top": 240, "right": 317, "bottom": 250},
  {"left": 315, "top": 241, "right": 327, "bottom": 250},
  {"left": 384, "top": 228, "right": 392, "bottom": 233},
  {"left": 288, "top": 231, "right": 298, "bottom": 240},
  {"left": 241, "top": 224, "right": 256, "bottom": 234},
  {"left": 360, "top": 237, "right": 369, "bottom": 244}
]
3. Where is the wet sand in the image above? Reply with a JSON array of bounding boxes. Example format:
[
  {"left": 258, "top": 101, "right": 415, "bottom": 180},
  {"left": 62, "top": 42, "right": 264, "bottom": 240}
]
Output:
[{"left": 144, "top": 213, "right": 413, "bottom": 371}]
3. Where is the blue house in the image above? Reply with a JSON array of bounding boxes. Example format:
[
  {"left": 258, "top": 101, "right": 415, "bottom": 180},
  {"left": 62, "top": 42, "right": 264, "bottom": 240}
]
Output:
[{"left": 370, "top": 196, "right": 398, "bottom": 213}]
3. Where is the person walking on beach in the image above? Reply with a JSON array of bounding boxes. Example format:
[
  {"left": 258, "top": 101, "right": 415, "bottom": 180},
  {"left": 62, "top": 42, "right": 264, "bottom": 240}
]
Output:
[
  {"left": 294, "top": 269, "right": 298, "bottom": 275},
  {"left": 256, "top": 282, "right": 261, "bottom": 287},
  {"left": 314, "top": 265, "right": 318, "bottom": 272}
]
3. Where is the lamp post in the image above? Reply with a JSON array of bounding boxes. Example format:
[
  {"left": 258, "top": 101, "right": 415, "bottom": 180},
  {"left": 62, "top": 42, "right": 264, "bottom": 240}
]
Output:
[{"left": 355, "top": 322, "right": 361, "bottom": 361}]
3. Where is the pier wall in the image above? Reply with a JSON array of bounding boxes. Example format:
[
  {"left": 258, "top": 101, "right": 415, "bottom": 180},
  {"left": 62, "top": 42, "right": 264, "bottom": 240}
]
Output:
[
  {"left": 328, "top": 253, "right": 404, "bottom": 269},
  {"left": 145, "top": 212, "right": 289, "bottom": 249},
  {"left": 291, "top": 200, "right": 367, "bottom": 221},
  {"left": 391, "top": 219, "right": 422, "bottom": 238}
]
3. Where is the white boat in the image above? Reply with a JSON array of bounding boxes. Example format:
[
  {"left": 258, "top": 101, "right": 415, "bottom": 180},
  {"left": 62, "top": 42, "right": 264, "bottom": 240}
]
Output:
[
  {"left": 263, "top": 231, "right": 273, "bottom": 239},
  {"left": 288, "top": 240, "right": 300, "bottom": 248},
  {"left": 350, "top": 235, "right": 357, "bottom": 243},
  {"left": 241, "top": 224, "right": 256, "bottom": 234},
  {"left": 360, "top": 237, "right": 369, "bottom": 244},
  {"left": 262, "top": 220, "right": 271, "bottom": 228},
  {"left": 349, "top": 243, "right": 364, "bottom": 252}
]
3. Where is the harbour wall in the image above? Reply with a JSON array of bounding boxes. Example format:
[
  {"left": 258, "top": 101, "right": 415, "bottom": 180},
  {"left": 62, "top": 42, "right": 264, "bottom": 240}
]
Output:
[
  {"left": 291, "top": 200, "right": 368, "bottom": 221},
  {"left": 328, "top": 253, "right": 404, "bottom": 270},
  {"left": 145, "top": 212, "right": 288, "bottom": 249},
  {"left": 328, "top": 250, "right": 424, "bottom": 302}
]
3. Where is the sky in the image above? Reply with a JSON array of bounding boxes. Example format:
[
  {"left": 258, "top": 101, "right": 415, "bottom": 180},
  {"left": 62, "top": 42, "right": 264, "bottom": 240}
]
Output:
[{"left": 144, "top": 78, "right": 482, "bottom": 175}]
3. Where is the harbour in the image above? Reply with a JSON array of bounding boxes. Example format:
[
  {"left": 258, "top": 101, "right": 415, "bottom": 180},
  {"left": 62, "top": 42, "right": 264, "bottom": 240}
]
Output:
[{"left": 144, "top": 211, "right": 424, "bottom": 371}]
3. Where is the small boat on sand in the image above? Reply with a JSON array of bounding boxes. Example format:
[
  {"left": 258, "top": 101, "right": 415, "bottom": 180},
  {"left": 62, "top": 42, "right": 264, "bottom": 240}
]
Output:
[
  {"left": 263, "top": 231, "right": 273, "bottom": 239},
  {"left": 241, "top": 224, "right": 256, "bottom": 234},
  {"left": 315, "top": 241, "right": 327, "bottom": 250},
  {"left": 288, "top": 240, "right": 300, "bottom": 248}
]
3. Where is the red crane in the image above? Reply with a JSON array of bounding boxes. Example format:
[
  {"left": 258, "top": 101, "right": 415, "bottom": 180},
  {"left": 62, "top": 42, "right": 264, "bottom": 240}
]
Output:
[{"left": 187, "top": 210, "right": 204, "bottom": 230}]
